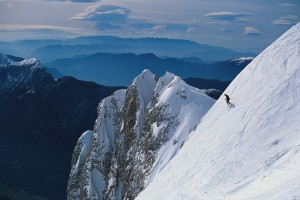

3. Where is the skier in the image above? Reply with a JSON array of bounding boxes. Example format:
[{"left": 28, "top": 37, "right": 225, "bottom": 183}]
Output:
[{"left": 224, "top": 94, "right": 230, "bottom": 105}]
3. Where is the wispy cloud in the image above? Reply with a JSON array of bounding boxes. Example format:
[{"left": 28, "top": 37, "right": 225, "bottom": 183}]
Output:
[
  {"left": 186, "top": 27, "right": 197, "bottom": 33},
  {"left": 69, "top": 0, "right": 100, "bottom": 2},
  {"left": 0, "top": 24, "right": 77, "bottom": 31},
  {"left": 71, "top": 4, "right": 129, "bottom": 21},
  {"left": 71, "top": 3, "right": 192, "bottom": 34},
  {"left": 278, "top": 3, "right": 296, "bottom": 7},
  {"left": 204, "top": 11, "right": 252, "bottom": 22},
  {"left": 45, "top": 0, "right": 101, "bottom": 2},
  {"left": 151, "top": 25, "right": 166, "bottom": 31},
  {"left": 0, "top": 24, "right": 96, "bottom": 35},
  {"left": 243, "top": 26, "right": 262, "bottom": 36},
  {"left": 272, "top": 15, "right": 298, "bottom": 25},
  {"left": 220, "top": 28, "right": 232, "bottom": 32},
  {"left": 71, "top": 4, "right": 130, "bottom": 30},
  {"left": 7, "top": 2, "right": 12, "bottom": 8}
]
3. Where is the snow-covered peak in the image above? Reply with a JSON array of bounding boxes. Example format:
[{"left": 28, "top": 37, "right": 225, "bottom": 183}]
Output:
[
  {"left": 230, "top": 56, "right": 254, "bottom": 65},
  {"left": 131, "top": 69, "right": 158, "bottom": 108},
  {"left": 143, "top": 73, "right": 214, "bottom": 187},
  {"left": 154, "top": 72, "right": 176, "bottom": 94},
  {"left": 136, "top": 22, "right": 300, "bottom": 200},
  {"left": 15, "top": 58, "right": 42, "bottom": 69},
  {"left": 132, "top": 69, "right": 156, "bottom": 86}
]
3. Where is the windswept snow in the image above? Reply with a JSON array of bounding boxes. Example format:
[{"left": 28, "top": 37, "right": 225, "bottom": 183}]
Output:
[
  {"left": 230, "top": 57, "right": 254, "bottom": 65},
  {"left": 15, "top": 58, "right": 41, "bottom": 68},
  {"left": 0, "top": 54, "right": 42, "bottom": 69},
  {"left": 132, "top": 69, "right": 158, "bottom": 107},
  {"left": 136, "top": 23, "right": 300, "bottom": 200},
  {"left": 144, "top": 73, "right": 214, "bottom": 187}
]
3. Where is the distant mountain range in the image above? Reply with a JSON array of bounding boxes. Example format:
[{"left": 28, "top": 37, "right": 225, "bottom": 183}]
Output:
[
  {"left": 0, "top": 36, "right": 255, "bottom": 63},
  {"left": 184, "top": 77, "right": 231, "bottom": 91},
  {"left": 46, "top": 52, "right": 252, "bottom": 86},
  {"left": 46, "top": 52, "right": 201, "bottom": 86},
  {"left": 0, "top": 56, "right": 123, "bottom": 200}
]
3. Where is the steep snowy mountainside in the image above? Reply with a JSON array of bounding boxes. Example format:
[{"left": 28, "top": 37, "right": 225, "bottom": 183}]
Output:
[
  {"left": 136, "top": 23, "right": 300, "bottom": 200},
  {"left": 67, "top": 70, "right": 215, "bottom": 199},
  {"left": 143, "top": 72, "right": 215, "bottom": 186}
]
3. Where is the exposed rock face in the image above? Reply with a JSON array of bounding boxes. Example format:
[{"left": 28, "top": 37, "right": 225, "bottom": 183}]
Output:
[{"left": 67, "top": 70, "right": 215, "bottom": 200}]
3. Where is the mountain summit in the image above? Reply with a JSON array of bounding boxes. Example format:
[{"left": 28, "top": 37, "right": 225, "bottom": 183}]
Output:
[
  {"left": 67, "top": 70, "right": 215, "bottom": 199},
  {"left": 136, "top": 23, "right": 300, "bottom": 200}
]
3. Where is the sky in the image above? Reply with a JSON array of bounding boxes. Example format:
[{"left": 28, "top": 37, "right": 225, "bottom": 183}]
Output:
[{"left": 0, "top": 0, "right": 299, "bottom": 53}]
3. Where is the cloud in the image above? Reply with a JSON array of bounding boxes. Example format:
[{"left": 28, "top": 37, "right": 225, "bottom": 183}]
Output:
[
  {"left": 72, "top": 4, "right": 130, "bottom": 30},
  {"left": 151, "top": 25, "right": 166, "bottom": 31},
  {"left": 204, "top": 11, "right": 252, "bottom": 22},
  {"left": 7, "top": 2, "right": 12, "bottom": 8},
  {"left": 220, "top": 28, "right": 232, "bottom": 32},
  {"left": 0, "top": 24, "right": 81, "bottom": 31},
  {"left": 95, "top": 22, "right": 121, "bottom": 30},
  {"left": 72, "top": 4, "right": 129, "bottom": 21},
  {"left": 70, "top": 0, "right": 99, "bottom": 2},
  {"left": 278, "top": 3, "right": 296, "bottom": 7},
  {"left": 186, "top": 27, "right": 197, "bottom": 33},
  {"left": 131, "top": 21, "right": 189, "bottom": 34},
  {"left": 0, "top": 24, "right": 97, "bottom": 39},
  {"left": 272, "top": 15, "right": 298, "bottom": 25},
  {"left": 45, "top": 0, "right": 101, "bottom": 2},
  {"left": 243, "top": 26, "right": 262, "bottom": 36},
  {"left": 72, "top": 3, "right": 192, "bottom": 34}
]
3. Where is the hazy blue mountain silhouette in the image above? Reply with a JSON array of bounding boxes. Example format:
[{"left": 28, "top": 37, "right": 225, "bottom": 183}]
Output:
[
  {"left": 46, "top": 52, "right": 252, "bottom": 86},
  {"left": 184, "top": 77, "right": 231, "bottom": 91},
  {"left": 0, "top": 36, "right": 254, "bottom": 63}
]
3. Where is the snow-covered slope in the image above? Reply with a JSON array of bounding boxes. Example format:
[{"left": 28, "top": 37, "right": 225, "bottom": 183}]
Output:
[
  {"left": 0, "top": 57, "right": 52, "bottom": 95},
  {"left": 136, "top": 23, "right": 300, "bottom": 200},
  {"left": 67, "top": 70, "right": 215, "bottom": 199}
]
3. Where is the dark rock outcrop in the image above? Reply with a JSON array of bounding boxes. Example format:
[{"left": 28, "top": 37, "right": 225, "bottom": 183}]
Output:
[{"left": 0, "top": 58, "right": 123, "bottom": 200}]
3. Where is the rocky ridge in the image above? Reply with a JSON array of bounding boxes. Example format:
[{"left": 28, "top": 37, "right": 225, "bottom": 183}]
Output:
[{"left": 67, "top": 70, "right": 215, "bottom": 199}]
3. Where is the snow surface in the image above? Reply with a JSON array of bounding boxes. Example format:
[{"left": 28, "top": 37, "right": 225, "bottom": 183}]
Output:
[
  {"left": 15, "top": 58, "right": 41, "bottom": 68},
  {"left": 73, "top": 131, "right": 94, "bottom": 176},
  {"left": 0, "top": 54, "right": 42, "bottom": 69},
  {"left": 136, "top": 23, "right": 300, "bottom": 200},
  {"left": 132, "top": 69, "right": 158, "bottom": 107},
  {"left": 131, "top": 69, "right": 158, "bottom": 142},
  {"left": 230, "top": 57, "right": 254, "bottom": 64},
  {"left": 144, "top": 72, "right": 215, "bottom": 187}
]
